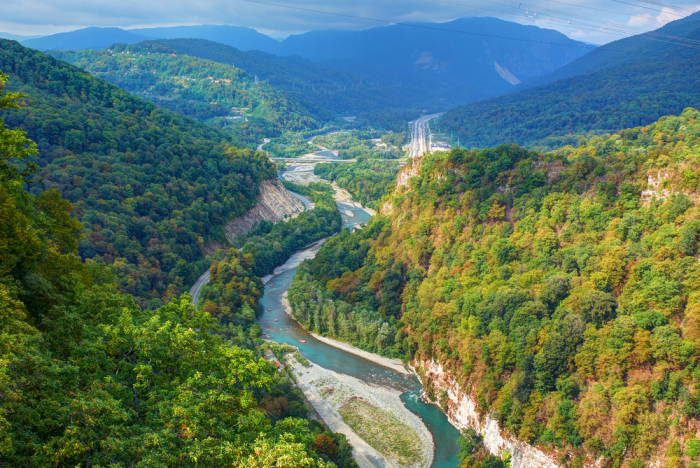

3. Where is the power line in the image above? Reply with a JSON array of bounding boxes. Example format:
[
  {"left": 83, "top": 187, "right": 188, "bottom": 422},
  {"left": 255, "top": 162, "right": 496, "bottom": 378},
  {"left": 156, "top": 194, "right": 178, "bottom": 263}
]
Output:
[
  {"left": 539, "top": 0, "right": 695, "bottom": 21},
  {"left": 423, "top": 0, "right": 700, "bottom": 49},
  {"left": 612, "top": 0, "right": 692, "bottom": 17},
  {"left": 631, "top": 0, "right": 696, "bottom": 13},
  {"left": 424, "top": 0, "right": 635, "bottom": 37},
  {"left": 476, "top": 0, "right": 700, "bottom": 45},
  {"left": 241, "top": 0, "right": 672, "bottom": 53}
]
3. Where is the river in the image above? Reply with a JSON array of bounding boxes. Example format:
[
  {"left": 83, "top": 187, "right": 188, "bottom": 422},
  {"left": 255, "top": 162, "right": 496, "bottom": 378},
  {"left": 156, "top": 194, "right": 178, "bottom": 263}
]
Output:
[{"left": 259, "top": 166, "right": 461, "bottom": 468}]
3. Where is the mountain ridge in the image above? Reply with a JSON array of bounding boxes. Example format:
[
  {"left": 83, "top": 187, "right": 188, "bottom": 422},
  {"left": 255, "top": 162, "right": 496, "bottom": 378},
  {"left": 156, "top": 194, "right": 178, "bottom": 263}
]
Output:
[{"left": 439, "top": 12, "right": 700, "bottom": 148}]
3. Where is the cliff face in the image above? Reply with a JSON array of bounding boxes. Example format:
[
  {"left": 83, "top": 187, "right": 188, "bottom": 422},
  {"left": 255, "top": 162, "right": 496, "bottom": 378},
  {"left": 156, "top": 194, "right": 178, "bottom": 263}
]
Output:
[
  {"left": 224, "top": 178, "right": 305, "bottom": 241},
  {"left": 414, "top": 359, "right": 575, "bottom": 468}
]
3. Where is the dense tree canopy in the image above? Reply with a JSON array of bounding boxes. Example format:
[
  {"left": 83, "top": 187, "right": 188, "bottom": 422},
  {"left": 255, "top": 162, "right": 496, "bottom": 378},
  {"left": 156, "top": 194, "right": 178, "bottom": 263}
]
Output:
[
  {"left": 290, "top": 109, "right": 700, "bottom": 467},
  {"left": 200, "top": 184, "right": 341, "bottom": 329},
  {"left": 0, "top": 72, "right": 336, "bottom": 467},
  {"left": 0, "top": 40, "right": 278, "bottom": 308},
  {"left": 314, "top": 159, "right": 401, "bottom": 210},
  {"left": 440, "top": 48, "right": 700, "bottom": 150},
  {"left": 52, "top": 43, "right": 319, "bottom": 146}
]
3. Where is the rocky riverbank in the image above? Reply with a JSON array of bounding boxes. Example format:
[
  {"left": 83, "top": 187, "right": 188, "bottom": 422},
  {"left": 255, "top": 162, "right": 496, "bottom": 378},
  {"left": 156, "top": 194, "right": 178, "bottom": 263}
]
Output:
[{"left": 286, "top": 354, "right": 433, "bottom": 468}]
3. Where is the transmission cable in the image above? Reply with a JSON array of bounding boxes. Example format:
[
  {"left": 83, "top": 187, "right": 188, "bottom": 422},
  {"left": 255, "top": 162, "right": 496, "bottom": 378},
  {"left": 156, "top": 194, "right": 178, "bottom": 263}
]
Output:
[
  {"left": 426, "top": 0, "right": 700, "bottom": 48},
  {"left": 241, "top": 0, "right": 661, "bottom": 53}
]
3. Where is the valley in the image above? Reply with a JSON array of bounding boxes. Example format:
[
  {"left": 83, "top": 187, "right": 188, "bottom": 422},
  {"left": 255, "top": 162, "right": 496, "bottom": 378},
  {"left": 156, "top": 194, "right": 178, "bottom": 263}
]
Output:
[{"left": 3, "top": 5, "right": 700, "bottom": 468}]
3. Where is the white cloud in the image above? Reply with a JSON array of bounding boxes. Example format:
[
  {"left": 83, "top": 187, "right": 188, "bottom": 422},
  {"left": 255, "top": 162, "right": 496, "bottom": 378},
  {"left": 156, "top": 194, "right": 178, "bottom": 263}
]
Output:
[{"left": 1, "top": 0, "right": 699, "bottom": 43}]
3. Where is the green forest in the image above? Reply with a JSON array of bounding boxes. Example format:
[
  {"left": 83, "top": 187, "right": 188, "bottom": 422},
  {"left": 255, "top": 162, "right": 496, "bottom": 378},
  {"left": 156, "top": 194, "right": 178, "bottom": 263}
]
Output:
[
  {"left": 0, "top": 71, "right": 359, "bottom": 467},
  {"left": 440, "top": 52, "right": 700, "bottom": 150},
  {"left": 139, "top": 38, "right": 410, "bottom": 119},
  {"left": 289, "top": 108, "right": 700, "bottom": 467},
  {"left": 51, "top": 42, "right": 319, "bottom": 147},
  {"left": 0, "top": 40, "right": 279, "bottom": 308},
  {"left": 312, "top": 130, "right": 405, "bottom": 160},
  {"left": 198, "top": 185, "right": 341, "bottom": 329},
  {"left": 314, "top": 160, "right": 401, "bottom": 210}
]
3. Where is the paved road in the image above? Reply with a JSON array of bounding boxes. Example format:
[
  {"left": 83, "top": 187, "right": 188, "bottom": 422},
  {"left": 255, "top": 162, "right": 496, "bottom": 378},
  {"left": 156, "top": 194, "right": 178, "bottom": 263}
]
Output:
[
  {"left": 188, "top": 191, "right": 314, "bottom": 306},
  {"left": 189, "top": 270, "right": 210, "bottom": 306},
  {"left": 290, "top": 191, "right": 314, "bottom": 210},
  {"left": 408, "top": 113, "right": 442, "bottom": 158}
]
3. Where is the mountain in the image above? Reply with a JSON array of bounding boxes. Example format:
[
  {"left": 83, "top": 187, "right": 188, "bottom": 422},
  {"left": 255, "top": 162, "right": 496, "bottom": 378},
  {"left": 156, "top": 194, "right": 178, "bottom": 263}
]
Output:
[
  {"left": 289, "top": 108, "right": 700, "bottom": 467},
  {"left": 138, "top": 38, "right": 409, "bottom": 117},
  {"left": 19, "top": 25, "right": 282, "bottom": 54},
  {"left": 0, "top": 38, "right": 277, "bottom": 309},
  {"left": 276, "top": 17, "right": 592, "bottom": 106},
  {"left": 0, "top": 69, "right": 349, "bottom": 468},
  {"left": 22, "top": 19, "right": 591, "bottom": 109},
  {"left": 131, "top": 25, "right": 283, "bottom": 53},
  {"left": 0, "top": 32, "right": 44, "bottom": 41},
  {"left": 439, "top": 12, "right": 700, "bottom": 149},
  {"left": 22, "top": 27, "right": 150, "bottom": 50},
  {"left": 50, "top": 42, "right": 320, "bottom": 144},
  {"left": 518, "top": 11, "right": 700, "bottom": 90}
]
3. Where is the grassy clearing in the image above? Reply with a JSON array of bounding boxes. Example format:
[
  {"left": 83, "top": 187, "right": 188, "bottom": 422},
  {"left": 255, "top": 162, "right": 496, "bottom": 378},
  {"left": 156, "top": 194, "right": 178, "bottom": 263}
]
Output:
[{"left": 339, "top": 398, "right": 422, "bottom": 466}]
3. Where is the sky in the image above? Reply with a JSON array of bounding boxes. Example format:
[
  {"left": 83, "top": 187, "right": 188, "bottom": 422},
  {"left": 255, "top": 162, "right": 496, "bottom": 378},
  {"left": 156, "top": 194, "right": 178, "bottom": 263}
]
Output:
[{"left": 1, "top": 0, "right": 699, "bottom": 44}]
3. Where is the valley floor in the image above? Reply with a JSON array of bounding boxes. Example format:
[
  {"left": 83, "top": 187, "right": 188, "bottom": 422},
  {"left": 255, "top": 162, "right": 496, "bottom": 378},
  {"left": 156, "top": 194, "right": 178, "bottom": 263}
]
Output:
[{"left": 285, "top": 352, "right": 433, "bottom": 468}]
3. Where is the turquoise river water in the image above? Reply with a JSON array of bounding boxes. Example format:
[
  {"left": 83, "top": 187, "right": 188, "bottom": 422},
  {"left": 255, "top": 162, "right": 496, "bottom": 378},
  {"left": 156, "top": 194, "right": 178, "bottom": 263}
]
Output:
[{"left": 258, "top": 198, "right": 461, "bottom": 468}]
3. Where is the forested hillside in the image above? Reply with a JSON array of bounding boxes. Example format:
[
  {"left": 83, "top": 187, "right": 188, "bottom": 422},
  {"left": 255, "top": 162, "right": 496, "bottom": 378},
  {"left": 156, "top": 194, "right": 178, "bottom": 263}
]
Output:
[
  {"left": 21, "top": 17, "right": 592, "bottom": 111},
  {"left": 439, "top": 13, "right": 700, "bottom": 149},
  {"left": 52, "top": 42, "right": 319, "bottom": 145},
  {"left": 0, "top": 74, "right": 347, "bottom": 467},
  {"left": 198, "top": 185, "right": 341, "bottom": 344},
  {"left": 0, "top": 39, "right": 277, "bottom": 308},
  {"left": 290, "top": 109, "right": 700, "bottom": 466},
  {"left": 277, "top": 17, "right": 589, "bottom": 107},
  {"left": 314, "top": 160, "right": 401, "bottom": 210},
  {"left": 139, "top": 39, "right": 409, "bottom": 118},
  {"left": 519, "top": 11, "right": 700, "bottom": 90}
]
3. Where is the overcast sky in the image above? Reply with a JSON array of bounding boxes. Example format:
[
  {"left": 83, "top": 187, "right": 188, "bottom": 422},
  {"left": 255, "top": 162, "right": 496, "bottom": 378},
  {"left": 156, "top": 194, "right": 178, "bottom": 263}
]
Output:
[{"left": 2, "top": 0, "right": 699, "bottom": 44}]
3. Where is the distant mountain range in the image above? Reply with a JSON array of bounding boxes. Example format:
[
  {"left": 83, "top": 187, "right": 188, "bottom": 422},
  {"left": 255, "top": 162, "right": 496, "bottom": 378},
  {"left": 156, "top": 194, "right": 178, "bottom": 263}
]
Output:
[
  {"left": 0, "top": 32, "right": 44, "bottom": 41},
  {"left": 16, "top": 19, "right": 591, "bottom": 109},
  {"left": 131, "top": 25, "right": 283, "bottom": 53},
  {"left": 21, "top": 27, "right": 151, "bottom": 51},
  {"left": 17, "top": 25, "right": 284, "bottom": 53},
  {"left": 134, "top": 38, "right": 408, "bottom": 117},
  {"left": 278, "top": 17, "right": 591, "bottom": 107},
  {"left": 438, "top": 11, "right": 700, "bottom": 149}
]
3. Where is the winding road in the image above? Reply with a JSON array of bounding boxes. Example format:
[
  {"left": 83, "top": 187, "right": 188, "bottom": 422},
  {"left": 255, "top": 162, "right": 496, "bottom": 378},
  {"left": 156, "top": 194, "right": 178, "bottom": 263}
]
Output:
[
  {"left": 188, "top": 190, "right": 314, "bottom": 305},
  {"left": 189, "top": 270, "right": 210, "bottom": 306},
  {"left": 190, "top": 117, "right": 436, "bottom": 306}
]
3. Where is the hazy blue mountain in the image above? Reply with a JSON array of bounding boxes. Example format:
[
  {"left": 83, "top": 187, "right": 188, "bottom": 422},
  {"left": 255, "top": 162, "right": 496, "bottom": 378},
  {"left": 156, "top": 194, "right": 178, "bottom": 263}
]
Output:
[
  {"left": 277, "top": 17, "right": 591, "bottom": 106},
  {"left": 131, "top": 25, "right": 283, "bottom": 53},
  {"left": 517, "top": 11, "right": 700, "bottom": 90},
  {"left": 0, "top": 32, "right": 44, "bottom": 42},
  {"left": 438, "top": 13, "right": 700, "bottom": 149},
  {"left": 141, "top": 38, "right": 408, "bottom": 117},
  {"left": 23, "top": 18, "right": 592, "bottom": 108},
  {"left": 22, "top": 27, "right": 149, "bottom": 50}
]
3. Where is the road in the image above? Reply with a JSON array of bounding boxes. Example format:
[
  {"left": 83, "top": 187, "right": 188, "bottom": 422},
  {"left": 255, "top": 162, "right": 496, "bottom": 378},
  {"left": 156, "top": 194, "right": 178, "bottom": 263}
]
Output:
[
  {"left": 188, "top": 190, "right": 314, "bottom": 306},
  {"left": 289, "top": 191, "right": 314, "bottom": 210},
  {"left": 189, "top": 270, "right": 210, "bottom": 306},
  {"left": 408, "top": 113, "right": 442, "bottom": 158}
]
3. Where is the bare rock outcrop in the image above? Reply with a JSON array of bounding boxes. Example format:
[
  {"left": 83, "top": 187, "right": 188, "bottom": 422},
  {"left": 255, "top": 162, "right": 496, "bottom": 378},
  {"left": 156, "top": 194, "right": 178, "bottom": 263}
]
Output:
[
  {"left": 414, "top": 359, "right": 597, "bottom": 468},
  {"left": 224, "top": 179, "right": 305, "bottom": 241}
]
